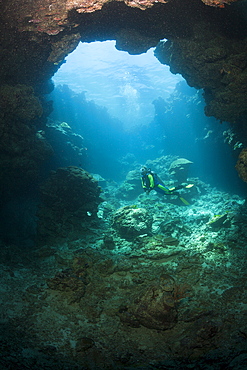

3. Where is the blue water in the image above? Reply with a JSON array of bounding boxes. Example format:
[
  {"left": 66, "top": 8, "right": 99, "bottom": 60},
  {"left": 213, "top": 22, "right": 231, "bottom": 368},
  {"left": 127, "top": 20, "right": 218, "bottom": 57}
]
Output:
[
  {"left": 49, "top": 40, "right": 247, "bottom": 196},
  {"left": 52, "top": 41, "right": 183, "bottom": 129}
]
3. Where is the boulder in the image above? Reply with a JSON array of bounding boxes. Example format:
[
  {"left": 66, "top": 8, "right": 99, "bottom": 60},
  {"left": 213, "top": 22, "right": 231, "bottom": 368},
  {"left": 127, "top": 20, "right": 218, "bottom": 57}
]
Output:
[
  {"left": 236, "top": 148, "right": 247, "bottom": 183},
  {"left": 169, "top": 158, "right": 193, "bottom": 183},
  {"left": 119, "top": 275, "right": 178, "bottom": 330},
  {"left": 112, "top": 205, "right": 152, "bottom": 239},
  {"left": 115, "top": 170, "right": 142, "bottom": 200},
  {"left": 37, "top": 166, "right": 103, "bottom": 243}
]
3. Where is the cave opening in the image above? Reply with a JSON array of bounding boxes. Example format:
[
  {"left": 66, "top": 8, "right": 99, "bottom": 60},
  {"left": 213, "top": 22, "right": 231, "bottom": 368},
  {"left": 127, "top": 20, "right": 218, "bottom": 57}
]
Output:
[
  {"left": 47, "top": 40, "right": 245, "bottom": 195},
  {"left": 51, "top": 40, "right": 183, "bottom": 130}
]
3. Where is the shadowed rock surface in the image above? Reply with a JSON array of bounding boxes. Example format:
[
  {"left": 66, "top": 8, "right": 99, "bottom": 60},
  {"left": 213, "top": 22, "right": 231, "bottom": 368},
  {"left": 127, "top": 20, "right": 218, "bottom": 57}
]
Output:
[{"left": 37, "top": 166, "right": 103, "bottom": 243}]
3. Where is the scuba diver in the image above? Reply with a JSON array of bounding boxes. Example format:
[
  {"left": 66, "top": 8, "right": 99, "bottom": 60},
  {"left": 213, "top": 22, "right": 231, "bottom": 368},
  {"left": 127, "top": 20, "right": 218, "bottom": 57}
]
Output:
[{"left": 140, "top": 166, "right": 194, "bottom": 205}]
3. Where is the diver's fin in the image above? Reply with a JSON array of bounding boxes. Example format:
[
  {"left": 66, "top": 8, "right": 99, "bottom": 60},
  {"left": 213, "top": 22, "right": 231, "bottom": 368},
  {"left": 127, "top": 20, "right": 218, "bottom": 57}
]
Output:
[
  {"left": 169, "top": 184, "right": 194, "bottom": 191},
  {"left": 179, "top": 197, "right": 190, "bottom": 205},
  {"left": 169, "top": 187, "right": 176, "bottom": 191},
  {"left": 184, "top": 184, "right": 194, "bottom": 189}
]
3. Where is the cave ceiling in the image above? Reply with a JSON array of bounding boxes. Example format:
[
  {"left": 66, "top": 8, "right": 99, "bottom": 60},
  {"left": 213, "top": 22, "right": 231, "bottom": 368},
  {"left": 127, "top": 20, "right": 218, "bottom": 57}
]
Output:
[{"left": 0, "top": 0, "right": 246, "bottom": 124}]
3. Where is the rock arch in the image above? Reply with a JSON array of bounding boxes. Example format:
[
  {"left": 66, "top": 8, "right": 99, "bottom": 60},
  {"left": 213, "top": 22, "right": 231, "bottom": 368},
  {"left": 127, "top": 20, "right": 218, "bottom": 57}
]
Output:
[
  {"left": 1, "top": 0, "right": 246, "bottom": 119},
  {"left": 0, "top": 0, "right": 247, "bottom": 192}
]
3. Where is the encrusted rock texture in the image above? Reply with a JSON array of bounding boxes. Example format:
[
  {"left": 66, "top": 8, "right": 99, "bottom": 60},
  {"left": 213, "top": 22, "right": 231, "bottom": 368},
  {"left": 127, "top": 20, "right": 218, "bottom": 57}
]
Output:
[
  {"left": 0, "top": 84, "right": 53, "bottom": 198},
  {"left": 37, "top": 166, "right": 103, "bottom": 243},
  {"left": 155, "top": 21, "right": 247, "bottom": 124},
  {"left": 0, "top": 0, "right": 246, "bottom": 129},
  {"left": 1, "top": 170, "right": 247, "bottom": 368},
  {"left": 112, "top": 205, "right": 153, "bottom": 239},
  {"left": 0, "top": 152, "right": 247, "bottom": 368},
  {"left": 236, "top": 147, "right": 247, "bottom": 183},
  {"left": 0, "top": 0, "right": 246, "bottom": 190}
]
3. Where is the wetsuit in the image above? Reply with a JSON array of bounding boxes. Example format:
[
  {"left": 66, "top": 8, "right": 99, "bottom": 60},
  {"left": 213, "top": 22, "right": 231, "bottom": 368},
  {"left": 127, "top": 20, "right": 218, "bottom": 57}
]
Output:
[{"left": 141, "top": 170, "right": 177, "bottom": 195}]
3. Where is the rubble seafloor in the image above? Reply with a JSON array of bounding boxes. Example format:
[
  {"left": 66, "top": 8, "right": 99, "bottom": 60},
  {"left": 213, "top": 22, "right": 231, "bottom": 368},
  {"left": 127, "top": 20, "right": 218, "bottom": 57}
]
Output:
[{"left": 0, "top": 171, "right": 247, "bottom": 370}]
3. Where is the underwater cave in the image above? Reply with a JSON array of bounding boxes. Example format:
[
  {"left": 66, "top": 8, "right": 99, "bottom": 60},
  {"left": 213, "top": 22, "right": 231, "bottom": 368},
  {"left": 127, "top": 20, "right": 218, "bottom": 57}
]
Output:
[{"left": 0, "top": 0, "right": 247, "bottom": 368}]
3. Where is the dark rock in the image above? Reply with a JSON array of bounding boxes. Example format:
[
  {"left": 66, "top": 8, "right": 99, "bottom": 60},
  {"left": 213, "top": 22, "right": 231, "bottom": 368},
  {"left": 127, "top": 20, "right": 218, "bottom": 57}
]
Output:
[
  {"left": 155, "top": 20, "right": 247, "bottom": 124},
  {"left": 47, "top": 268, "right": 86, "bottom": 303},
  {"left": 76, "top": 337, "right": 95, "bottom": 352},
  {"left": 37, "top": 166, "right": 103, "bottom": 243},
  {"left": 169, "top": 158, "right": 193, "bottom": 183},
  {"left": 112, "top": 205, "right": 153, "bottom": 239},
  {"left": 115, "top": 170, "right": 142, "bottom": 200},
  {"left": 119, "top": 277, "right": 178, "bottom": 330},
  {"left": 236, "top": 147, "right": 247, "bottom": 183}
]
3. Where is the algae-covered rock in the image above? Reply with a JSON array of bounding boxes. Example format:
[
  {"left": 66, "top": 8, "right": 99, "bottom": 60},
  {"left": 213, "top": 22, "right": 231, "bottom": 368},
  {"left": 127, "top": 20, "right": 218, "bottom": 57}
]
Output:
[
  {"left": 0, "top": 114, "right": 52, "bottom": 198},
  {"left": 39, "top": 166, "right": 102, "bottom": 213},
  {"left": 169, "top": 158, "right": 193, "bottom": 183},
  {"left": 47, "top": 268, "right": 86, "bottom": 304},
  {"left": 119, "top": 275, "right": 178, "bottom": 330},
  {"left": 155, "top": 22, "right": 247, "bottom": 124},
  {"left": 75, "top": 337, "right": 95, "bottom": 352},
  {"left": 112, "top": 205, "right": 153, "bottom": 240},
  {"left": 236, "top": 148, "right": 247, "bottom": 183},
  {"left": 115, "top": 170, "right": 142, "bottom": 200},
  {"left": 208, "top": 213, "right": 230, "bottom": 229},
  {"left": 45, "top": 119, "right": 87, "bottom": 168},
  {"left": 37, "top": 166, "right": 103, "bottom": 243},
  {"left": 0, "top": 84, "right": 43, "bottom": 121},
  {"left": 0, "top": 84, "right": 47, "bottom": 194}
]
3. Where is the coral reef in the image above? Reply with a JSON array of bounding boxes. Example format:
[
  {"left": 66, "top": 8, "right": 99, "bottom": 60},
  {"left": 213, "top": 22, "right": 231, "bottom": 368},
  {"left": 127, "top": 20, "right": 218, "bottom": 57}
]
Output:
[
  {"left": 37, "top": 166, "right": 103, "bottom": 243},
  {"left": 145, "top": 155, "right": 178, "bottom": 182},
  {"left": 0, "top": 169, "right": 247, "bottom": 370},
  {"left": 0, "top": 0, "right": 245, "bottom": 205},
  {"left": 112, "top": 205, "right": 153, "bottom": 239},
  {"left": 115, "top": 169, "right": 142, "bottom": 200},
  {"left": 0, "top": 0, "right": 247, "bottom": 368},
  {"left": 0, "top": 169, "right": 247, "bottom": 368}
]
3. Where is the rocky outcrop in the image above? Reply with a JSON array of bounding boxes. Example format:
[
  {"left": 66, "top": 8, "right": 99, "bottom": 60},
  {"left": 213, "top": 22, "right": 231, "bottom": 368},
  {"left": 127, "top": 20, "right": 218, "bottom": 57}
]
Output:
[
  {"left": 119, "top": 275, "right": 179, "bottom": 330},
  {"left": 0, "top": 84, "right": 43, "bottom": 121},
  {"left": 169, "top": 157, "right": 193, "bottom": 183},
  {"left": 0, "top": 0, "right": 246, "bottom": 188},
  {"left": 0, "top": 1, "right": 247, "bottom": 369},
  {"left": 0, "top": 0, "right": 246, "bottom": 90},
  {"left": 202, "top": 0, "right": 239, "bottom": 6},
  {"left": 155, "top": 20, "right": 247, "bottom": 123},
  {"left": 44, "top": 119, "right": 87, "bottom": 168},
  {"left": 236, "top": 147, "right": 247, "bottom": 183},
  {"left": 0, "top": 84, "right": 52, "bottom": 197},
  {"left": 115, "top": 169, "right": 142, "bottom": 200},
  {"left": 112, "top": 205, "right": 153, "bottom": 239},
  {"left": 0, "top": 171, "right": 247, "bottom": 368},
  {"left": 37, "top": 166, "right": 103, "bottom": 243}
]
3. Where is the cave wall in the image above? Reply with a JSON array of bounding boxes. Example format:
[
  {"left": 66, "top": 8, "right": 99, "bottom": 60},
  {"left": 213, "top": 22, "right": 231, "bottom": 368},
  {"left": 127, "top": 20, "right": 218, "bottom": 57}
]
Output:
[
  {"left": 1, "top": 0, "right": 246, "bottom": 87},
  {"left": 1, "top": 0, "right": 246, "bottom": 108},
  {"left": 154, "top": 18, "right": 247, "bottom": 124},
  {"left": 0, "top": 0, "right": 247, "bottom": 195}
]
